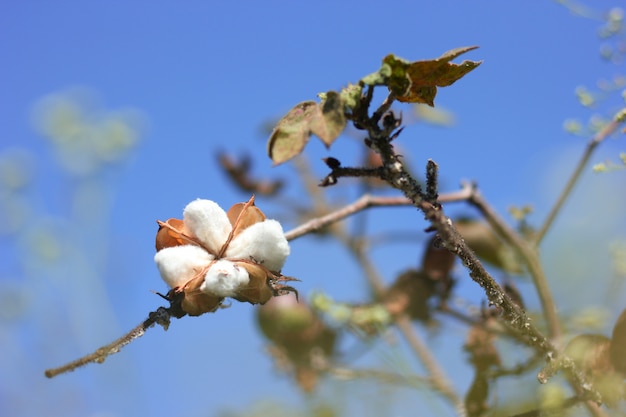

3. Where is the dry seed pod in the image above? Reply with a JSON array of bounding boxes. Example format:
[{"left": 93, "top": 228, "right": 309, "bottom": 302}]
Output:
[
  {"left": 154, "top": 197, "right": 294, "bottom": 316},
  {"left": 257, "top": 293, "right": 336, "bottom": 393}
]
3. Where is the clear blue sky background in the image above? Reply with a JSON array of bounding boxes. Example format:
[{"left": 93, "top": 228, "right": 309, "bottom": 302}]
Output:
[{"left": 2, "top": 1, "right": 626, "bottom": 417}]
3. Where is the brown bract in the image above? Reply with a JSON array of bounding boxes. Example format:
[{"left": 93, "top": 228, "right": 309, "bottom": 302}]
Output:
[{"left": 155, "top": 196, "right": 296, "bottom": 316}]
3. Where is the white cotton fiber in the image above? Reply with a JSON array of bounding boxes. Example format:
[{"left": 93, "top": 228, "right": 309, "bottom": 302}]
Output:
[
  {"left": 201, "top": 259, "right": 250, "bottom": 297},
  {"left": 154, "top": 245, "right": 213, "bottom": 288},
  {"left": 183, "top": 199, "right": 232, "bottom": 254},
  {"left": 225, "top": 219, "right": 290, "bottom": 272}
]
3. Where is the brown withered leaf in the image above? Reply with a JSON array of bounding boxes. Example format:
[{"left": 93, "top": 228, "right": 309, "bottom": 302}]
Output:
[
  {"left": 421, "top": 235, "right": 456, "bottom": 281},
  {"left": 218, "top": 153, "right": 283, "bottom": 196},
  {"left": 268, "top": 101, "right": 318, "bottom": 165},
  {"left": 384, "top": 269, "right": 436, "bottom": 321},
  {"left": 465, "top": 320, "right": 501, "bottom": 371},
  {"left": 384, "top": 46, "right": 482, "bottom": 106}
]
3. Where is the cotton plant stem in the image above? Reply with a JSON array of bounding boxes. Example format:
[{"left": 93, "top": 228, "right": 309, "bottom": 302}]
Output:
[
  {"left": 290, "top": 150, "right": 462, "bottom": 410},
  {"left": 467, "top": 188, "right": 562, "bottom": 345},
  {"left": 284, "top": 186, "right": 473, "bottom": 242},
  {"left": 45, "top": 306, "right": 172, "bottom": 378},
  {"left": 535, "top": 112, "right": 626, "bottom": 245},
  {"left": 349, "top": 99, "right": 584, "bottom": 389}
]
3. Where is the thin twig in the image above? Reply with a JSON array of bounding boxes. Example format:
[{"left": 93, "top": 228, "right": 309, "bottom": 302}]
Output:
[
  {"left": 284, "top": 186, "right": 473, "bottom": 242},
  {"left": 535, "top": 111, "right": 626, "bottom": 244},
  {"left": 327, "top": 365, "right": 430, "bottom": 387},
  {"left": 44, "top": 307, "right": 173, "bottom": 378},
  {"left": 343, "top": 95, "right": 607, "bottom": 404},
  {"left": 466, "top": 187, "right": 562, "bottom": 345},
  {"left": 371, "top": 92, "right": 397, "bottom": 127},
  {"left": 395, "top": 314, "right": 465, "bottom": 412}
]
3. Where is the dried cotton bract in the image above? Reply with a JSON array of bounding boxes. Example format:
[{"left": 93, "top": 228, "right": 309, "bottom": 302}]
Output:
[{"left": 154, "top": 196, "right": 296, "bottom": 316}]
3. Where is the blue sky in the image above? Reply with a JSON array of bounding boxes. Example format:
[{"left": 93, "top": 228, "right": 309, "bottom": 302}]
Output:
[{"left": 2, "top": 1, "right": 626, "bottom": 417}]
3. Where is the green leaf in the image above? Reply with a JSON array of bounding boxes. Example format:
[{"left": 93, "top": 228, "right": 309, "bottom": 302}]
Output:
[{"left": 267, "top": 101, "right": 318, "bottom": 165}]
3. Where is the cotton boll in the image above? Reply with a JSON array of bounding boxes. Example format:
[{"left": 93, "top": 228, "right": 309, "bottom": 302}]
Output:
[
  {"left": 225, "top": 219, "right": 290, "bottom": 271},
  {"left": 183, "top": 199, "right": 232, "bottom": 254},
  {"left": 154, "top": 245, "right": 214, "bottom": 288},
  {"left": 201, "top": 259, "right": 250, "bottom": 297}
]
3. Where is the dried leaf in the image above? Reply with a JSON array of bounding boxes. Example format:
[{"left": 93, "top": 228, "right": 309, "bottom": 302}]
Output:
[
  {"left": 217, "top": 153, "right": 283, "bottom": 196},
  {"left": 384, "top": 269, "right": 436, "bottom": 321},
  {"left": 310, "top": 91, "right": 346, "bottom": 146},
  {"left": 465, "top": 321, "right": 501, "bottom": 371},
  {"left": 267, "top": 93, "right": 347, "bottom": 165},
  {"left": 421, "top": 235, "right": 456, "bottom": 280},
  {"left": 268, "top": 101, "right": 318, "bottom": 165},
  {"left": 384, "top": 46, "right": 481, "bottom": 106}
]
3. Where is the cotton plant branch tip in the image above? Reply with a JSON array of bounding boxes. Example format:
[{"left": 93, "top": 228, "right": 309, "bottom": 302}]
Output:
[
  {"left": 425, "top": 159, "right": 439, "bottom": 204},
  {"left": 44, "top": 307, "right": 172, "bottom": 378}
]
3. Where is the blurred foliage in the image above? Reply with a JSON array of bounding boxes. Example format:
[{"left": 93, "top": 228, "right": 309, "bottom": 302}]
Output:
[
  {"left": 32, "top": 87, "right": 143, "bottom": 176},
  {"left": 3, "top": 3, "right": 625, "bottom": 417},
  {"left": 0, "top": 88, "right": 142, "bottom": 416},
  {"left": 558, "top": 2, "right": 626, "bottom": 173}
]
